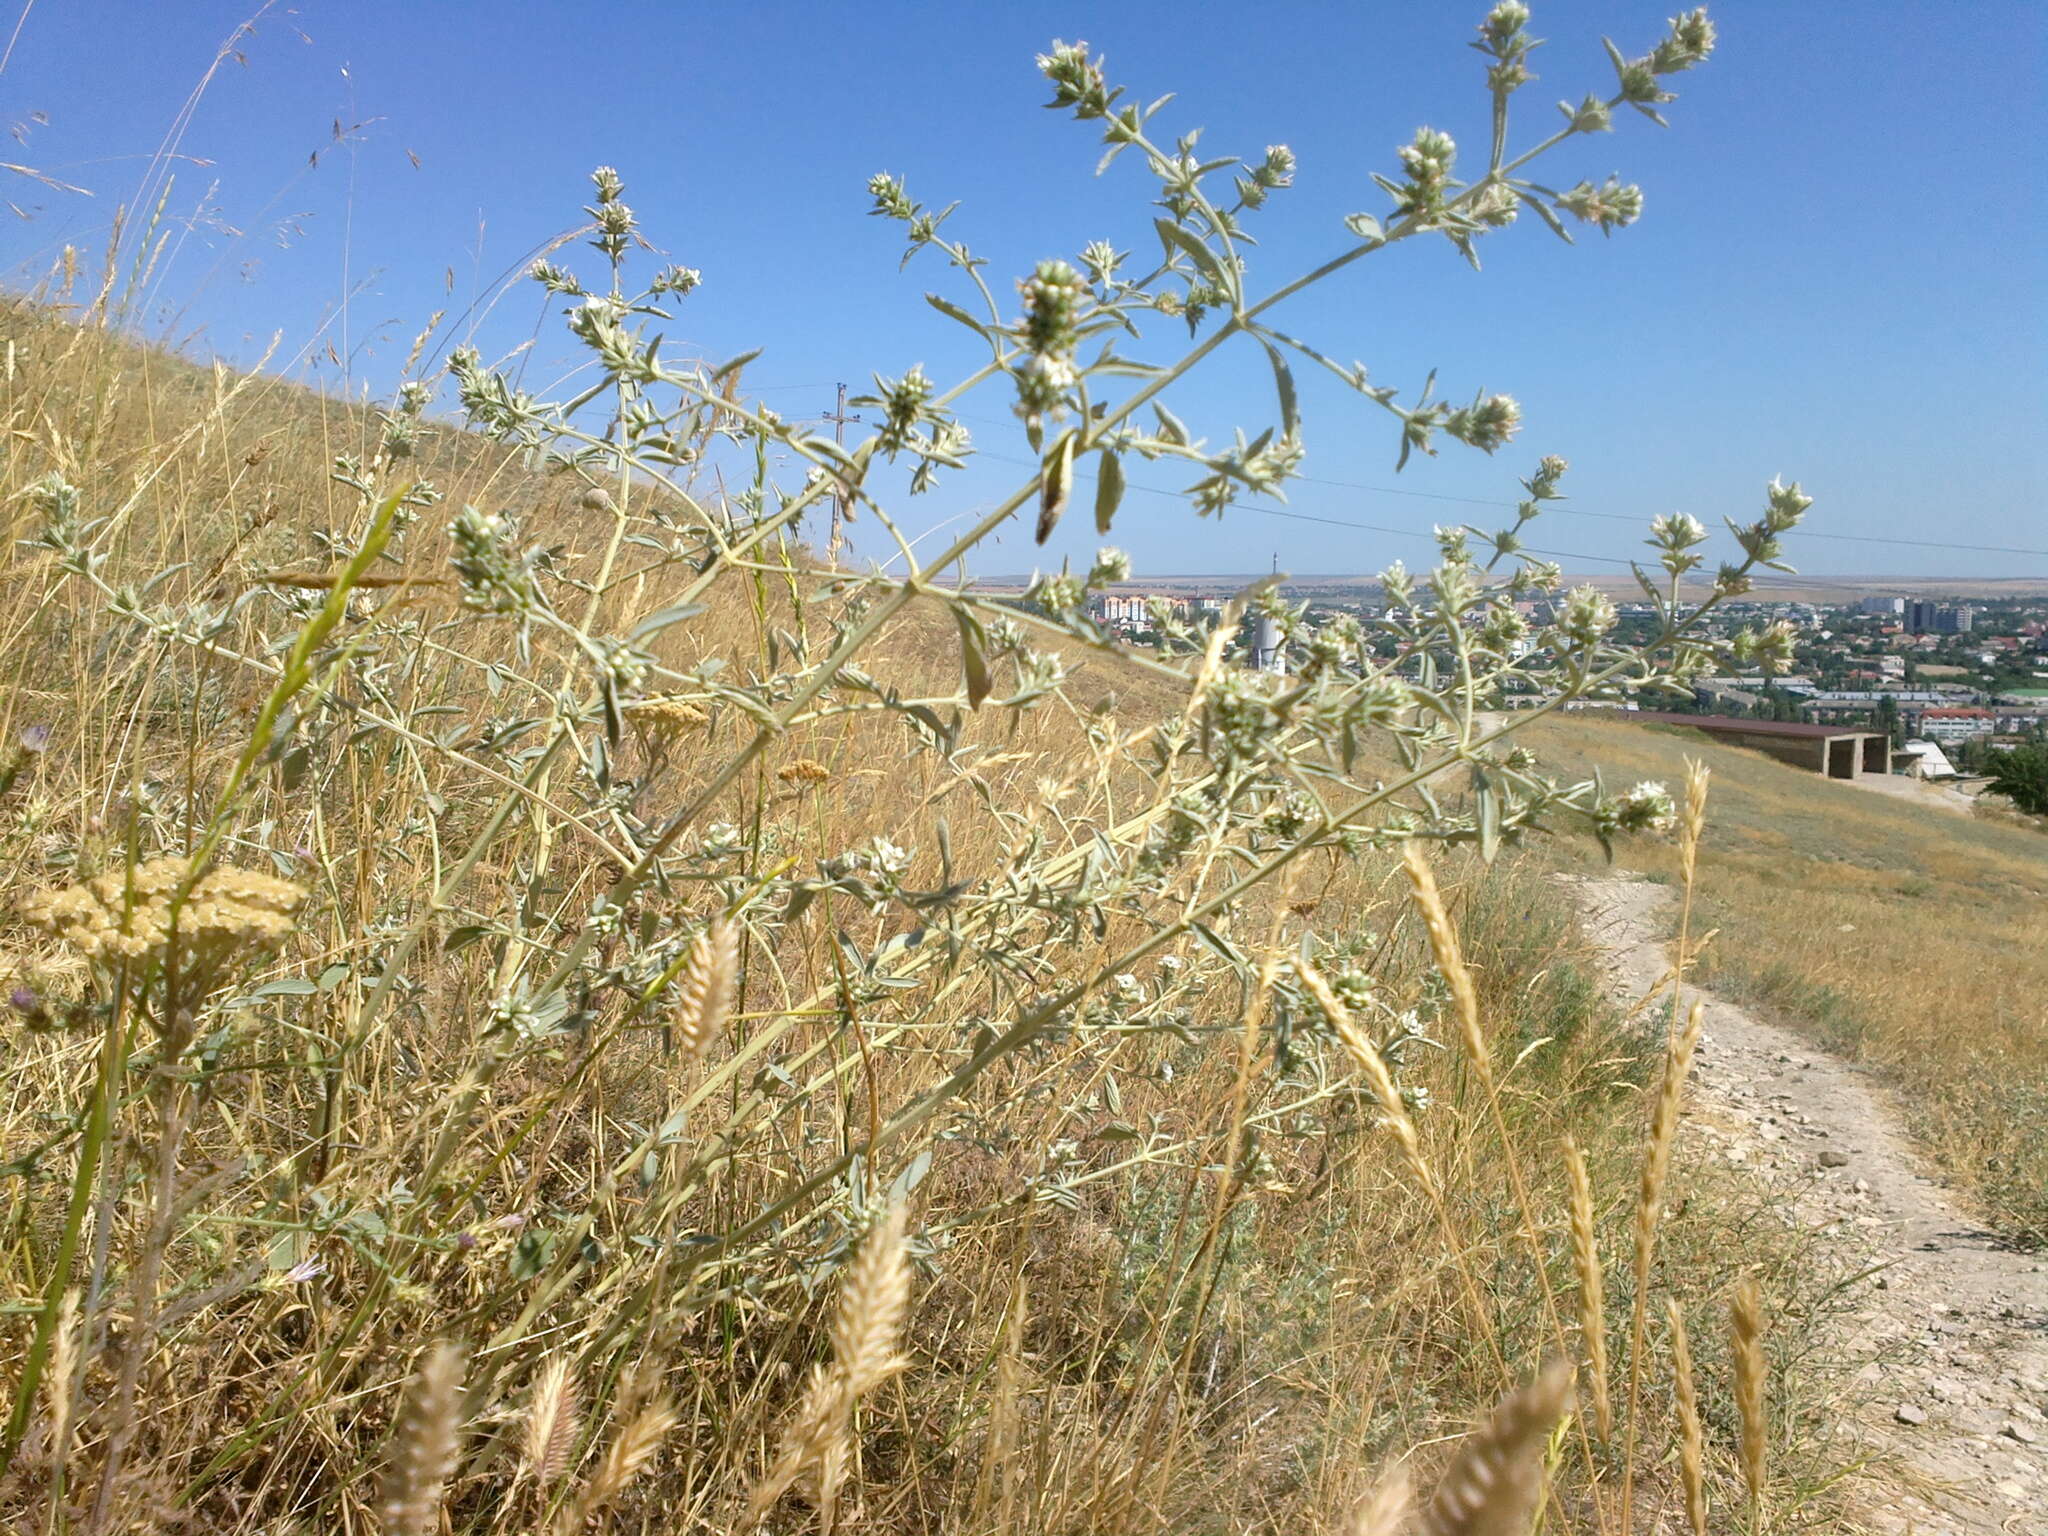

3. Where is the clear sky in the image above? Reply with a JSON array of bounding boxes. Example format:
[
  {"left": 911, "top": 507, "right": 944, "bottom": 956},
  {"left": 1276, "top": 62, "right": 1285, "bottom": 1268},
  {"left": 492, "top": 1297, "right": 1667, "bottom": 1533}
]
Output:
[{"left": 3, "top": 1, "right": 2042, "bottom": 583}]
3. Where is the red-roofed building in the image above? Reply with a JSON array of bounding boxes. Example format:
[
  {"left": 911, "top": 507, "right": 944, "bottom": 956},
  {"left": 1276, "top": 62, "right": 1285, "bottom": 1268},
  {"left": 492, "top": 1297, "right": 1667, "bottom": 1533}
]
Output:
[{"left": 1913, "top": 707, "right": 1995, "bottom": 745}]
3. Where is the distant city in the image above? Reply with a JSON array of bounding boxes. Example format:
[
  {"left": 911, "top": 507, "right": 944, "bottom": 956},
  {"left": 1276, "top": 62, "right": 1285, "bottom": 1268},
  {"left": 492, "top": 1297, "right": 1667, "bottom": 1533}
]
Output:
[{"left": 978, "top": 574, "right": 2048, "bottom": 782}]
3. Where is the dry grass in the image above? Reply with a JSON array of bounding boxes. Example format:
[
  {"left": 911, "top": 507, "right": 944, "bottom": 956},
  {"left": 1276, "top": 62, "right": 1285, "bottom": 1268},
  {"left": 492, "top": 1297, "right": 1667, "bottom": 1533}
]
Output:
[
  {"left": 0, "top": 300, "right": 1839, "bottom": 1533},
  {"left": 1531, "top": 713, "right": 2048, "bottom": 1243}
]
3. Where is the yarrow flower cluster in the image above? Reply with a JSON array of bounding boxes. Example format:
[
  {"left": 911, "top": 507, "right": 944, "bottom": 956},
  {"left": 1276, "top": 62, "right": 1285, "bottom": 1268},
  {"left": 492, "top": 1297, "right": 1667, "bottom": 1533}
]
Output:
[
  {"left": 868, "top": 365, "right": 934, "bottom": 454},
  {"left": 627, "top": 697, "right": 709, "bottom": 738},
  {"left": 1730, "top": 618, "right": 1798, "bottom": 675},
  {"left": 20, "top": 857, "right": 303, "bottom": 974}
]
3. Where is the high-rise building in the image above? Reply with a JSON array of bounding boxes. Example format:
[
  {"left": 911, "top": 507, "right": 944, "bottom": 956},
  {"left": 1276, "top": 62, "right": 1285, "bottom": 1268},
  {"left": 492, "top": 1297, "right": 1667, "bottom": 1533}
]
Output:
[
  {"left": 1935, "top": 604, "right": 1974, "bottom": 634},
  {"left": 1906, "top": 600, "right": 1939, "bottom": 635},
  {"left": 1859, "top": 596, "right": 1904, "bottom": 617}
]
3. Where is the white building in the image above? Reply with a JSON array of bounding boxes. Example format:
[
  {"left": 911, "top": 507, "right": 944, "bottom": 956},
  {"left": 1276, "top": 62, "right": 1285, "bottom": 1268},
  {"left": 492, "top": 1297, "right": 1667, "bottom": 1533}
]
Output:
[
  {"left": 1914, "top": 708, "right": 1994, "bottom": 744},
  {"left": 1896, "top": 740, "right": 1958, "bottom": 779}
]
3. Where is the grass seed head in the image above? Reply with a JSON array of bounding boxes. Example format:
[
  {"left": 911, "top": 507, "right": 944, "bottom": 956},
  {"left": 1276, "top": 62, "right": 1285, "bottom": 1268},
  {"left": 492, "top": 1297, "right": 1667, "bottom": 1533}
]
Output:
[
  {"left": 1420, "top": 1359, "right": 1572, "bottom": 1536},
  {"left": 1666, "top": 1297, "right": 1708, "bottom": 1536},
  {"left": 377, "top": 1342, "right": 466, "bottom": 1536},
  {"left": 673, "top": 915, "right": 738, "bottom": 1063},
  {"left": 1731, "top": 1276, "right": 1768, "bottom": 1506},
  {"left": 1400, "top": 841, "right": 1489, "bottom": 1084},
  {"left": 522, "top": 1355, "right": 583, "bottom": 1491},
  {"left": 1562, "top": 1137, "right": 1611, "bottom": 1441},
  {"left": 833, "top": 1201, "right": 913, "bottom": 1395}
]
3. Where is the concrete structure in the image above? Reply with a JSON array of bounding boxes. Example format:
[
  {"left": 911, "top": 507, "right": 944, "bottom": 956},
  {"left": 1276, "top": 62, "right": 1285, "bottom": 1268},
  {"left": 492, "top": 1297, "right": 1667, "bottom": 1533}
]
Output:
[
  {"left": 1627, "top": 712, "right": 1890, "bottom": 779},
  {"left": 1249, "top": 614, "right": 1286, "bottom": 675}
]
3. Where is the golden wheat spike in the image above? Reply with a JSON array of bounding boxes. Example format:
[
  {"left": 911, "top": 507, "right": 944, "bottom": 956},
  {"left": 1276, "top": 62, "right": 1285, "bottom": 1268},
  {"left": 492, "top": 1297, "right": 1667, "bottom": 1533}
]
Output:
[
  {"left": 1420, "top": 1359, "right": 1572, "bottom": 1536},
  {"left": 1345, "top": 1466, "right": 1413, "bottom": 1536},
  {"left": 376, "top": 1342, "right": 466, "bottom": 1536},
  {"left": 1679, "top": 757, "right": 1711, "bottom": 889},
  {"left": 555, "top": 1395, "right": 680, "bottom": 1534},
  {"left": 1400, "top": 841, "right": 1489, "bottom": 1083},
  {"left": 1298, "top": 960, "right": 1435, "bottom": 1197},
  {"left": 1562, "top": 1138, "right": 1611, "bottom": 1441},
  {"left": 1666, "top": 1298, "right": 1708, "bottom": 1536},
  {"left": 1731, "top": 1276, "right": 1768, "bottom": 1510},
  {"left": 1635, "top": 1001, "right": 1704, "bottom": 1289}
]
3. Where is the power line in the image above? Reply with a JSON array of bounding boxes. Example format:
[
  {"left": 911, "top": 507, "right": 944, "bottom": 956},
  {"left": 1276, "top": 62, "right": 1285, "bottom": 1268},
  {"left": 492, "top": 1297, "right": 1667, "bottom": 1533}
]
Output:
[
  {"left": 853, "top": 403, "right": 2048, "bottom": 561},
  {"left": 968, "top": 449, "right": 2028, "bottom": 598}
]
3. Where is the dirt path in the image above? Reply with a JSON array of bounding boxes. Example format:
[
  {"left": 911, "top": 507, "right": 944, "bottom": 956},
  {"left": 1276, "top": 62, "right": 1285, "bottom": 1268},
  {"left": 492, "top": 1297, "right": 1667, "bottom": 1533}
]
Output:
[
  {"left": 1847, "top": 772, "right": 1980, "bottom": 818},
  {"left": 1571, "top": 875, "right": 2048, "bottom": 1534}
]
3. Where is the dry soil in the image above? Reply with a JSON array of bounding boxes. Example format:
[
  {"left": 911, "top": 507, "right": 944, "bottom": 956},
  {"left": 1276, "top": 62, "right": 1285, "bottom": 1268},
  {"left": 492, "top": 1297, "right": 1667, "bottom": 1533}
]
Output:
[{"left": 1573, "top": 875, "right": 2048, "bottom": 1534}]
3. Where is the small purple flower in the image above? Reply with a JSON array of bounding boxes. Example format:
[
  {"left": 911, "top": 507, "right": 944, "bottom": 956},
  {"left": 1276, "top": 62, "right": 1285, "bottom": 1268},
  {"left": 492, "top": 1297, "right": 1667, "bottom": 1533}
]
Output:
[
  {"left": 8, "top": 985, "right": 40, "bottom": 1014},
  {"left": 283, "top": 1256, "right": 327, "bottom": 1284},
  {"left": 455, "top": 1231, "right": 477, "bottom": 1251},
  {"left": 18, "top": 725, "right": 50, "bottom": 754}
]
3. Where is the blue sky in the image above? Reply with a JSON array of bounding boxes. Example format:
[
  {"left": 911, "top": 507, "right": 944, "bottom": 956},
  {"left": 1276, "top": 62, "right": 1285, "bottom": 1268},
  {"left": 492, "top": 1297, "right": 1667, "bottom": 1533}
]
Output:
[{"left": 3, "top": 1, "right": 2042, "bottom": 582}]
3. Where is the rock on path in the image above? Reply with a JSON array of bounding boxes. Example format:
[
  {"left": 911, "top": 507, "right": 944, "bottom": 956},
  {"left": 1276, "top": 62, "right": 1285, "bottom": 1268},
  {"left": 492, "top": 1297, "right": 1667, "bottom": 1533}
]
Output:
[{"left": 1571, "top": 875, "right": 2048, "bottom": 1535}]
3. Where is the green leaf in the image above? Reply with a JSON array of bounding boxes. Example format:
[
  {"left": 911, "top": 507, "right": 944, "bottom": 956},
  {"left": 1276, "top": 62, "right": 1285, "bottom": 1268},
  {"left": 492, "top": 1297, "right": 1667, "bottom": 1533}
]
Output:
[
  {"left": 509, "top": 1229, "right": 557, "bottom": 1282},
  {"left": 1153, "top": 218, "right": 1235, "bottom": 302},
  {"left": 1258, "top": 338, "right": 1299, "bottom": 439},
  {"left": 925, "top": 293, "right": 990, "bottom": 337},
  {"left": 1344, "top": 212, "right": 1385, "bottom": 244},
  {"left": 887, "top": 1147, "right": 934, "bottom": 1203},
  {"left": 709, "top": 348, "right": 761, "bottom": 383},
  {"left": 1037, "top": 429, "right": 1077, "bottom": 545},
  {"left": 629, "top": 602, "right": 706, "bottom": 642},
  {"left": 954, "top": 607, "right": 992, "bottom": 710},
  {"left": 1152, "top": 402, "right": 1191, "bottom": 447},
  {"left": 253, "top": 978, "right": 319, "bottom": 998},
  {"left": 1094, "top": 449, "right": 1125, "bottom": 535},
  {"left": 1474, "top": 768, "right": 1501, "bottom": 863},
  {"left": 1518, "top": 189, "right": 1575, "bottom": 244}
]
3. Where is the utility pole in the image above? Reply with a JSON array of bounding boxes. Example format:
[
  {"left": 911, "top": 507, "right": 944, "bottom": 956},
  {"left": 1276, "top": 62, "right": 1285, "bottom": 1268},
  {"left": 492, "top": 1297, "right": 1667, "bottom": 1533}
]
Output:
[{"left": 822, "top": 382, "right": 861, "bottom": 566}]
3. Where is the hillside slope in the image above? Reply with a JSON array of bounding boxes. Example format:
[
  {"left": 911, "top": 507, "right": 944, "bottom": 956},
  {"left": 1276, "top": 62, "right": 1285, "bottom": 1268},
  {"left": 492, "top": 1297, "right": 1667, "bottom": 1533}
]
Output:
[
  {"left": 0, "top": 304, "right": 1858, "bottom": 1529},
  {"left": 1531, "top": 713, "right": 2048, "bottom": 1242}
]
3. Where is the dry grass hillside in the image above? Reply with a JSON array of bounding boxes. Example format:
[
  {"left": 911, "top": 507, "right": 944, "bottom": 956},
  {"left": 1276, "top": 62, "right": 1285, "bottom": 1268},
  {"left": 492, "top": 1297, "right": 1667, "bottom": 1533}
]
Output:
[
  {"left": 0, "top": 291, "right": 1844, "bottom": 1536},
  {"left": 1530, "top": 713, "right": 2048, "bottom": 1245}
]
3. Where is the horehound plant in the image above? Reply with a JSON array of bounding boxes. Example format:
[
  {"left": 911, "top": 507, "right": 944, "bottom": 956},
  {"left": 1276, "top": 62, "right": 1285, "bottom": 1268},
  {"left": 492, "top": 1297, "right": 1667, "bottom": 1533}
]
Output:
[{"left": 0, "top": 4, "right": 1830, "bottom": 1531}]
